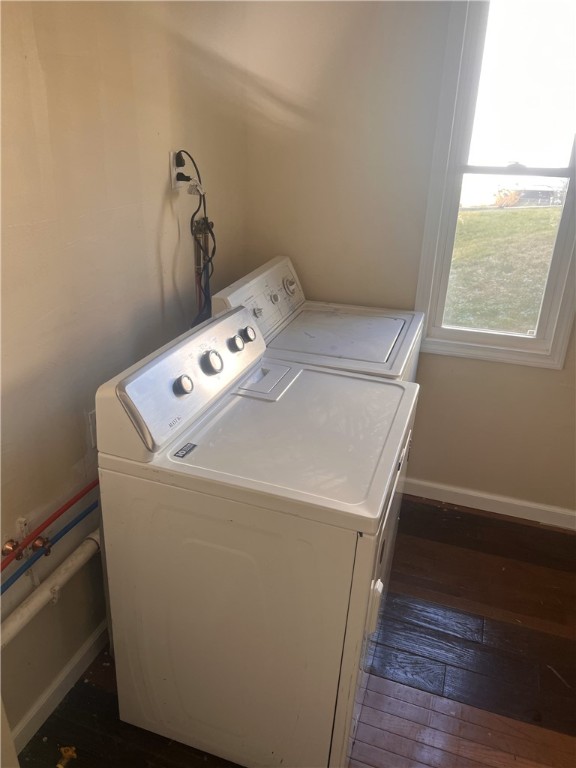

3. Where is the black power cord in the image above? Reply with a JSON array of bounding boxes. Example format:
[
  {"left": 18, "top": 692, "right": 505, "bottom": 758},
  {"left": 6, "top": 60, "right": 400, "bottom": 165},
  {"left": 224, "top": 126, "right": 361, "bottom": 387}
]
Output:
[{"left": 175, "top": 150, "right": 216, "bottom": 327}]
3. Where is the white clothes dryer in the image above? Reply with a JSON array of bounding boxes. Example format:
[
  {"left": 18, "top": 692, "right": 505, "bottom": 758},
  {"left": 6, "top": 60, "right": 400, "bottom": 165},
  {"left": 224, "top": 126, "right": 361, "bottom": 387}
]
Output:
[
  {"left": 96, "top": 307, "right": 418, "bottom": 768},
  {"left": 212, "top": 256, "right": 424, "bottom": 382}
]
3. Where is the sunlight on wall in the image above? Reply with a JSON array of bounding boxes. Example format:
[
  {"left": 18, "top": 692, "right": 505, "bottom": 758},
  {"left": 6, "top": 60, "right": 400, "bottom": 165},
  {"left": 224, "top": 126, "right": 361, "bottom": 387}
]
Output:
[{"left": 144, "top": 2, "right": 359, "bottom": 130}]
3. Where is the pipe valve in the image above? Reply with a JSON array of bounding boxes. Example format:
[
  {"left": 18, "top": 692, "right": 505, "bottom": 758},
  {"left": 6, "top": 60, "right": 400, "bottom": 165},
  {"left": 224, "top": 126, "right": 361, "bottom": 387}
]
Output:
[
  {"left": 1, "top": 540, "right": 23, "bottom": 560},
  {"left": 32, "top": 536, "right": 52, "bottom": 556}
]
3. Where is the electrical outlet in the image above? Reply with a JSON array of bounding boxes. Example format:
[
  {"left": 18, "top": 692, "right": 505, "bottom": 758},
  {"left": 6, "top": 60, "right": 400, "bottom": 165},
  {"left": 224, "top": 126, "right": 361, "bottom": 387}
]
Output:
[{"left": 169, "top": 151, "right": 188, "bottom": 191}]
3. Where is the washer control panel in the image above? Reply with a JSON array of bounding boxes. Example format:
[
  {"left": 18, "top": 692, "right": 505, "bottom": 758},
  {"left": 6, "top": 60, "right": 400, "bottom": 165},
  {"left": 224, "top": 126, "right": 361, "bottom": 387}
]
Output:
[
  {"left": 115, "top": 307, "right": 265, "bottom": 452},
  {"left": 201, "top": 349, "right": 224, "bottom": 376},
  {"left": 212, "top": 256, "right": 305, "bottom": 339}
]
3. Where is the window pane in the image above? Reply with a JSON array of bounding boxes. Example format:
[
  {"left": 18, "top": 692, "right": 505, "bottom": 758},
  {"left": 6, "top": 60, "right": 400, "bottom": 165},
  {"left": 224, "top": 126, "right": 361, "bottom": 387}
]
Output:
[
  {"left": 468, "top": 0, "right": 575, "bottom": 167},
  {"left": 443, "top": 174, "right": 569, "bottom": 335}
]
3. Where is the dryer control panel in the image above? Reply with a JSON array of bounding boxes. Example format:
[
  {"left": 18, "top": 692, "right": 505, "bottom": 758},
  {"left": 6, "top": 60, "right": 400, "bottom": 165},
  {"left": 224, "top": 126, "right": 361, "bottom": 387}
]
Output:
[{"left": 212, "top": 256, "right": 305, "bottom": 339}]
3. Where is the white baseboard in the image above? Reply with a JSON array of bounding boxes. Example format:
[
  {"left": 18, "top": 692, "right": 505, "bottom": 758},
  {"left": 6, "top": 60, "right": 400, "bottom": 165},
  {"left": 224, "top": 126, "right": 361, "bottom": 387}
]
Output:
[
  {"left": 404, "top": 478, "right": 576, "bottom": 531},
  {"left": 12, "top": 620, "right": 108, "bottom": 754}
]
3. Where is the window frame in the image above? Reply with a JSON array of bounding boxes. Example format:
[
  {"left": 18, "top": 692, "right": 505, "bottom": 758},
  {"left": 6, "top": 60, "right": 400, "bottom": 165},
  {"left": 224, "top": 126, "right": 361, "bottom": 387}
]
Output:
[{"left": 416, "top": 1, "right": 575, "bottom": 369}]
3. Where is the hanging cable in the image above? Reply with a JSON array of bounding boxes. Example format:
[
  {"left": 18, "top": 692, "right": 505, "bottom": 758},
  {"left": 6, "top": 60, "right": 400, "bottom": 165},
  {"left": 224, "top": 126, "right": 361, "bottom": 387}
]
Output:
[{"left": 175, "top": 150, "right": 216, "bottom": 327}]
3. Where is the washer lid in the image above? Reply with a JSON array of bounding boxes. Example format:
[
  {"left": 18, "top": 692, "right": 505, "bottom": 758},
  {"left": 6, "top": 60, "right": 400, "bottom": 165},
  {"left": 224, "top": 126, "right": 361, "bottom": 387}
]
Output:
[
  {"left": 164, "top": 363, "right": 418, "bottom": 531},
  {"left": 269, "top": 309, "right": 405, "bottom": 363}
]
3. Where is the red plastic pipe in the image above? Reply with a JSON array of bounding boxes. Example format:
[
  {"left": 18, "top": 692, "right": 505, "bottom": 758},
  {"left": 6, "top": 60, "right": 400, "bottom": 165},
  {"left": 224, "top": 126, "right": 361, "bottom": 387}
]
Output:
[{"left": 1, "top": 478, "right": 99, "bottom": 572}]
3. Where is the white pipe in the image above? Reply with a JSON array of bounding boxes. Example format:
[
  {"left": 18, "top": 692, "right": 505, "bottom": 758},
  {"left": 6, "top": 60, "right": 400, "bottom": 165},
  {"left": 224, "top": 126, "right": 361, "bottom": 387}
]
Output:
[{"left": 1, "top": 531, "right": 100, "bottom": 650}]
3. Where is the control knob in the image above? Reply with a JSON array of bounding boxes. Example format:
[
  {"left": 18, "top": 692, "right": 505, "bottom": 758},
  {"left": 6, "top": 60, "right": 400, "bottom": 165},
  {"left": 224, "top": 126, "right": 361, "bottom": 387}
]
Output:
[
  {"left": 270, "top": 293, "right": 279, "bottom": 304},
  {"left": 240, "top": 326, "right": 257, "bottom": 343},
  {"left": 228, "top": 334, "right": 245, "bottom": 353},
  {"left": 173, "top": 374, "right": 194, "bottom": 396},
  {"left": 253, "top": 307, "right": 263, "bottom": 318},
  {"left": 201, "top": 350, "right": 224, "bottom": 375},
  {"left": 283, "top": 277, "right": 297, "bottom": 296}
]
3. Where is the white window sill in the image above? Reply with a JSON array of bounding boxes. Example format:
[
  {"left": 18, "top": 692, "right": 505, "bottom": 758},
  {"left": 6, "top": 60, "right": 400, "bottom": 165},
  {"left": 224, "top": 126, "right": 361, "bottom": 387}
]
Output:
[{"left": 420, "top": 330, "right": 574, "bottom": 369}]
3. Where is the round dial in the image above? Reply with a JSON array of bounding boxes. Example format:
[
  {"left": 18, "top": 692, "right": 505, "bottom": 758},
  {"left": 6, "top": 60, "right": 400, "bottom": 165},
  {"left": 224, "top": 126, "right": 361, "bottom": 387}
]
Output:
[
  {"left": 240, "top": 326, "right": 257, "bottom": 343},
  {"left": 283, "top": 277, "right": 297, "bottom": 296},
  {"left": 270, "top": 293, "right": 279, "bottom": 304},
  {"left": 173, "top": 374, "right": 194, "bottom": 396},
  {"left": 228, "top": 334, "right": 245, "bottom": 353},
  {"left": 201, "top": 350, "right": 224, "bottom": 375},
  {"left": 253, "top": 307, "right": 263, "bottom": 318}
]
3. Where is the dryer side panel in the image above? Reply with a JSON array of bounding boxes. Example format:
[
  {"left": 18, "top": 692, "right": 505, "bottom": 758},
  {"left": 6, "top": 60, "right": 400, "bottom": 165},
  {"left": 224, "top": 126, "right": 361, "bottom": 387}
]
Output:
[{"left": 100, "top": 471, "right": 357, "bottom": 768}]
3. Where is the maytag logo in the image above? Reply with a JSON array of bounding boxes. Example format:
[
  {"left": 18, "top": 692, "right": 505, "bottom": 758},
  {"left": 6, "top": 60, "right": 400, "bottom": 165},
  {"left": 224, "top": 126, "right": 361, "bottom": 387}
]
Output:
[
  {"left": 174, "top": 443, "right": 196, "bottom": 459},
  {"left": 168, "top": 415, "right": 182, "bottom": 429}
]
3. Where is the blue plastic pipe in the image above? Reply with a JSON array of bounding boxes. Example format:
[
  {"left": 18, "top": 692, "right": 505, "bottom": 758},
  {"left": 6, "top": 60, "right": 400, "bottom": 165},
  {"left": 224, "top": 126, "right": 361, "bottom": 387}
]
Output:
[{"left": 0, "top": 500, "right": 99, "bottom": 595}]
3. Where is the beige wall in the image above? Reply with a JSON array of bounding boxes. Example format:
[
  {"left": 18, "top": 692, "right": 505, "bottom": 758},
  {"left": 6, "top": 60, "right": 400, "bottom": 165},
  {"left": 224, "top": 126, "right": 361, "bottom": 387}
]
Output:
[
  {"left": 2, "top": 0, "right": 250, "bottom": 530},
  {"left": 241, "top": 1, "right": 575, "bottom": 512},
  {"left": 244, "top": 1, "right": 449, "bottom": 311},
  {"left": 1, "top": 0, "right": 250, "bottom": 735},
  {"left": 2, "top": 0, "right": 574, "bottom": 748},
  {"left": 413, "top": 334, "right": 575, "bottom": 509}
]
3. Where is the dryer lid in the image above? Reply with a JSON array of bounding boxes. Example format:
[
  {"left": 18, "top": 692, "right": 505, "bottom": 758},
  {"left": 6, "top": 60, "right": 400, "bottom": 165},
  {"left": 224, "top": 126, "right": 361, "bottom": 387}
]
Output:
[{"left": 269, "top": 309, "right": 405, "bottom": 364}]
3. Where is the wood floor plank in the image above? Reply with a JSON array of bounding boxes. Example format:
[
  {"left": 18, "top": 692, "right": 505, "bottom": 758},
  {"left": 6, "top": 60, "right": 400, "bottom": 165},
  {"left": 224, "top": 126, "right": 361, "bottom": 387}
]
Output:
[
  {"left": 381, "top": 592, "right": 484, "bottom": 642},
  {"left": 367, "top": 676, "right": 576, "bottom": 756},
  {"left": 21, "top": 711, "right": 234, "bottom": 768},
  {"left": 441, "top": 663, "right": 537, "bottom": 724},
  {"left": 376, "top": 616, "right": 539, "bottom": 685},
  {"left": 364, "top": 689, "right": 432, "bottom": 727},
  {"left": 391, "top": 535, "right": 576, "bottom": 627},
  {"left": 355, "top": 721, "right": 490, "bottom": 768},
  {"left": 430, "top": 696, "right": 576, "bottom": 756},
  {"left": 369, "top": 645, "right": 446, "bottom": 695},
  {"left": 358, "top": 707, "right": 573, "bottom": 768},
  {"left": 351, "top": 739, "right": 432, "bottom": 768},
  {"left": 362, "top": 690, "right": 575, "bottom": 768},
  {"left": 482, "top": 618, "right": 576, "bottom": 664},
  {"left": 389, "top": 578, "right": 576, "bottom": 640},
  {"left": 349, "top": 760, "right": 376, "bottom": 768},
  {"left": 443, "top": 665, "right": 576, "bottom": 735},
  {"left": 427, "top": 709, "right": 575, "bottom": 768},
  {"left": 367, "top": 674, "right": 436, "bottom": 708},
  {"left": 540, "top": 658, "right": 576, "bottom": 696},
  {"left": 481, "top": 617, "right": 576, "bottom": 697},
  {"left": 399, "top": 500, "right": 576, "bottom": 572},
  {"left": 20, "top": 678, "right": 238, "bottom": 768}
]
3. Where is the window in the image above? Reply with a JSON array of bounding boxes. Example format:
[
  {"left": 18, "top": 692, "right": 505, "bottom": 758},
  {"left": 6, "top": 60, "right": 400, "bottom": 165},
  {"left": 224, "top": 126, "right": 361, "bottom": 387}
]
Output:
[{"left": 416, "top": 0, "right": 575, "bottom": 368}]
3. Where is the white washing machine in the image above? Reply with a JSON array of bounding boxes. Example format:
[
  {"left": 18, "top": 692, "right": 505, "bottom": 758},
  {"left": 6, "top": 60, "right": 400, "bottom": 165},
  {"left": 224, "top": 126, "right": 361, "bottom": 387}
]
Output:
[
  {"left": 96, "top": 306, "right": 418, "bottom": 768},
  {"left": 212, "top": 256, "right": 424, "bottom": 382}
]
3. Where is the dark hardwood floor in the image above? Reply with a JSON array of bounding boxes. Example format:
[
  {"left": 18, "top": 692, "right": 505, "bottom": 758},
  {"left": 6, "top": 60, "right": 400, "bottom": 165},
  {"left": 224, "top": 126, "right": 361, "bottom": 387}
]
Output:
[
  {"left": 19, "top": 498, "right": 576, "bottom": 768},
  {"left": 350, "top": 498, "right": 576, "bottom": 768},
  {"left": 350, "top": 677, "right": 576, "bottom": 768},
  {"left": 391, "top": 499, "right": 576, "bottom": 640},
  {"left": 370, "top": 591, "right": 575, "bottom": 734}
]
